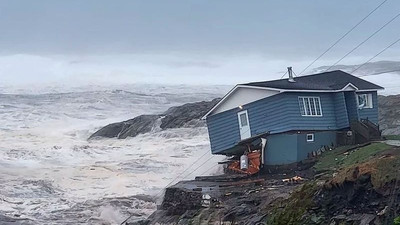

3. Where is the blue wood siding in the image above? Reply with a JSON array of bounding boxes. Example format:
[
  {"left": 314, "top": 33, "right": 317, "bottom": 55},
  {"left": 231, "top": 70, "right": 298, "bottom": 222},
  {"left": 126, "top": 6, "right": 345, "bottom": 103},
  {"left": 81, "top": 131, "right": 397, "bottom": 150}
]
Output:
[
  {"left": 283, "top": 92, "right": 337, "bottom": 131},
  {"left": 206, "top": 92, "right": 351, "bottom": 154},
  {"left": 333, "top": 92, "right": 349, "bottom": 129},
  {"left": 206, "top": 109, "right": 241, "bottom": 154},
  {"left": 344, "top": 91, "right": 359, "bottom": 122},
  {"left": 245, "top": 92, "right": 339, "bottom": 136},
  {"left": 296, "top": 131, "right": 337, "bottom": 161},
  {"left": 246, "top": 93, "right": 292, "bottom": 135},
  {"left": 264, "top": 131, "right": 337, "bottom": 165},
  {"left": 265, "top": 133, "right": 298, "bottom": 165},
  {"left": 358, "top": 91, "right": 379, "bottom": 124}
]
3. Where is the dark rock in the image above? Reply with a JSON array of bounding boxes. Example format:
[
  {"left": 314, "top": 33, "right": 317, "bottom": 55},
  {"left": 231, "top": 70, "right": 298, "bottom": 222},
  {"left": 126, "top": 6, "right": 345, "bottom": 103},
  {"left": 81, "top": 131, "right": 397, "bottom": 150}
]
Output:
[
  {"left": 90, "top": 122, "right": 124, "bottom": 138},
  {"left": 160, "top": 100, "right": 219, "bottom": 129},
  {"left": 161, "top": 187, "right": 203, "bottom": 215},
  {"left": 90, "top": 115, "right": 160, "bottom": 139},
  {"left": 89, "top": 98, "right": 220, "bottom": 139},
  {"left": 118, "top": 115, "right": 161, "bottom": 139}
]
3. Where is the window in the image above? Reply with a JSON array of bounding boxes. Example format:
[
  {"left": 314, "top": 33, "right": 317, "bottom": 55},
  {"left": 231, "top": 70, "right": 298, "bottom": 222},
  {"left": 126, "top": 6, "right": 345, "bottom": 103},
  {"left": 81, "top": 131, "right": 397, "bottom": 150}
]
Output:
[
  {"left": 298, "top": 97, "right": 322, "bottom": 116},
  {"left": 357, "top": 94, "right": 373, "bottom": 109},
  {"left": 306, "top": 133, "right": 314, "bottom": 142},
  {"left": 239, "top": 113, "right": 248, "bottom": 126}
]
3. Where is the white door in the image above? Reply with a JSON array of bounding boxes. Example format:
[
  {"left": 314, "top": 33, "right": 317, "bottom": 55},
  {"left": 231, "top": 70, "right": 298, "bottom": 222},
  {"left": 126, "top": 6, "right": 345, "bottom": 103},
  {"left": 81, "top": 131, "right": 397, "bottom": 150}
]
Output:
[{"left": 237, "top": 110, "right": 251, "bottom": 140}]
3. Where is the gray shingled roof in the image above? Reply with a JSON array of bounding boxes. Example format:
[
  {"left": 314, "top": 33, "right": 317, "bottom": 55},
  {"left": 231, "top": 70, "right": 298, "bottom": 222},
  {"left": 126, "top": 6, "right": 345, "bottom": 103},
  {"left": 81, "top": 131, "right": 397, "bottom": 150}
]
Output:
[{"left": 242, "top": 70, "right": 384, "bottom": 91}]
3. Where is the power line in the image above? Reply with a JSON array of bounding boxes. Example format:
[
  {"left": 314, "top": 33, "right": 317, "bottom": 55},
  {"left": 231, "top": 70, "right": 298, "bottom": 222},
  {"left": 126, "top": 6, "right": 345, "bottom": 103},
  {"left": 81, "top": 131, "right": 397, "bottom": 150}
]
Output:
[
  {"left": 280, "top": 68, "right": 298, "bottom": 79},
  {"left": 199, "top": 163, "right": 220, "bottom": 176},
  {"left": 181, "top": 155, "right": 215, "bottom": 180},
  {"left": 352, "top": 37, "right": 400, "bottom": 74},
  {"left": 324, "top": 11, "right": 400, "bottom": 72},
  {"left": 280, "top": 70, "right": 288, "bottom": 79},
  {"left": 298, "top": 0, "right": 389, "bottom": 76},
  {"left": 155, "top": 149, "right": 211, "bottom": 197}
]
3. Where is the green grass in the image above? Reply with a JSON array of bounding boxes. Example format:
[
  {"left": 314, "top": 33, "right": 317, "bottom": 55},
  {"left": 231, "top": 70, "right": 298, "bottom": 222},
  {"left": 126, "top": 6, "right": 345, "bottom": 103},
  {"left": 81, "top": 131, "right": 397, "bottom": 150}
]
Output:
[
  {"left": 314, "top": 143, "right": 392, "bottom": 173},
  {"left": 385, "top": 135, "right": 400, "bottom": 140}
]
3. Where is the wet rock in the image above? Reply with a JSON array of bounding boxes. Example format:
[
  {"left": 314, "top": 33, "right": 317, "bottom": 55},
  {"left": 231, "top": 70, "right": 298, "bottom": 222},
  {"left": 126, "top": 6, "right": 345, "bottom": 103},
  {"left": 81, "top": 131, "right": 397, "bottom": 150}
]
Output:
[
  {"left": 89, "top": 98, "right": 220, "bottom": 139},
  {"left": 161, "top": 187, "right": 203, "bottom": 215}
]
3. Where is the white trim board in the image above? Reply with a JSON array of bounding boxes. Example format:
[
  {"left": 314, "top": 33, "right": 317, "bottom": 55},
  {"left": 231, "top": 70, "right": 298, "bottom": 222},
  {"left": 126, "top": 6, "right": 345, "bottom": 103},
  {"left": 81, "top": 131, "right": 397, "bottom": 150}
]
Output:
[{"left": 212, "top": 86, "right": 279, "bottom": 115}]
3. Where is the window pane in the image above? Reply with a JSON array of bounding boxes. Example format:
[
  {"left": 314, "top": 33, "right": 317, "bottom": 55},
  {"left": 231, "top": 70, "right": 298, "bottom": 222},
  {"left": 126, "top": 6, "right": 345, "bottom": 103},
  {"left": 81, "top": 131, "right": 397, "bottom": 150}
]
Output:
[
  {"left": 309, "top": 98, "right": 316, "bottom": 115},
  {"left": 358, "top": 94, "right": 366, "bottom": 108},
  {"left": 298, "top": 98, "right": 305, "bottom": 115},
  {"left": 307, "top": 134, "right": 314, "bottom": 142},
  {"left": 304, "top": 98, "right": 311, "bottom": 115},
  {"left": 314, "top": 98, "right": 321, "bottom": 115},
  {"left": 240, "top": 113, "right": 248, "bottom": 126}
]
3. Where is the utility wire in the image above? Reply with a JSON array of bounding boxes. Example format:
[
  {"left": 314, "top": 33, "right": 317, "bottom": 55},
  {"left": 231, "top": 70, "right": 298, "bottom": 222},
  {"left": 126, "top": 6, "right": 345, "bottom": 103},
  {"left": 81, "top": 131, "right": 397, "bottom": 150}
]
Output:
[
  {"left": 199, "top": 163, "right": 220, "bottom": 176},
  {"left": 155, "top": 149, "right": 211, "bottom": 197},
  {"left": 298, "top": 0, "right": 389, "bottom": 76},
  {"left": 292, "top": 70, "right": 298, "bottom": 77},
  {"left": 280, "top": 70, "right": 288, "bottom": 79},
  {"left": 351, "top": 36, "right": 400, "bottom": 74},
  {"left": 181, "top": 155, "right": 215, "bottom": 180},
  {"left": 324, "top": 11, "right": 400, "bottom": 72}
]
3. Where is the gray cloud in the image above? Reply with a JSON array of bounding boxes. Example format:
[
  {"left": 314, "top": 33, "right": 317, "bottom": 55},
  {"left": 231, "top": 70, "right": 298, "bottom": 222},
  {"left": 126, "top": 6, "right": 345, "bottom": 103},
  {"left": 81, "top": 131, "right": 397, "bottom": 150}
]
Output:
[{"left": 1, "top": 0, "right": 400, "bottom": 60}]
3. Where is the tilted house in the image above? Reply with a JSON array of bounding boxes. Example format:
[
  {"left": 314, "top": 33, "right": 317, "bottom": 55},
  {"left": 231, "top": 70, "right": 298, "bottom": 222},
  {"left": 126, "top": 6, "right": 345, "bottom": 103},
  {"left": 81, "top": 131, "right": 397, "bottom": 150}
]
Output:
[{"left": 203, "top": 70, "right": 384, "bottom": 165}]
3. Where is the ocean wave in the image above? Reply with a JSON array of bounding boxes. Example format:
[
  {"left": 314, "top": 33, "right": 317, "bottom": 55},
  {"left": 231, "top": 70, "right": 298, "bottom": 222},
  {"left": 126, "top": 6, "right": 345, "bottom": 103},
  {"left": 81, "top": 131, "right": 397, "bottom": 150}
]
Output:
[{"left": 0, "top": 85, "right": 227, "bottom": 223}]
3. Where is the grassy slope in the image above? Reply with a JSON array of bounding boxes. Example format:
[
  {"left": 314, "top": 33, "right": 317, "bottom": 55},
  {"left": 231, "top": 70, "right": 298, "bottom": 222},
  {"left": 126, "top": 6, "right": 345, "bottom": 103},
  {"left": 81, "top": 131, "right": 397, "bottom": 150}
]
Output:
[
  {"left": 314, "top": 143, "right": 392, "bottom": 174},
  {"left": 268, "top": 142, "right": 400, "bottom": 225}
]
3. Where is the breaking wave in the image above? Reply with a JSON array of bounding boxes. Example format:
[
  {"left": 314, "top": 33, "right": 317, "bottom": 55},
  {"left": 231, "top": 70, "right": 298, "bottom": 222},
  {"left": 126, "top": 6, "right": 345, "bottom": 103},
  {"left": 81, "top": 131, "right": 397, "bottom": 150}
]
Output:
[{"left": 0, "top": 85, "right": 228, "bottom": 224}]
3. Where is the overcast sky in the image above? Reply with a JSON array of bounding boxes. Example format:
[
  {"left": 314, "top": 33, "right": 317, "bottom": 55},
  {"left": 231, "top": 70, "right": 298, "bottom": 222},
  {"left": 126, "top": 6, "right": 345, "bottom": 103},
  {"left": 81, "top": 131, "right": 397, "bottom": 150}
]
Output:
[{"left": 1, "top": 0, "right": 400, "bottom": 87}]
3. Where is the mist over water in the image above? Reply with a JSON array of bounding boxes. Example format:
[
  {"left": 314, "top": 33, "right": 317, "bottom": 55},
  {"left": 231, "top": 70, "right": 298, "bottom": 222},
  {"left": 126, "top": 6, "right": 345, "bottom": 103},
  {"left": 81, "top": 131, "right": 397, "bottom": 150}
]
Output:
[{"left": 0, "top": 85, "right": 228, "bottom": 224}]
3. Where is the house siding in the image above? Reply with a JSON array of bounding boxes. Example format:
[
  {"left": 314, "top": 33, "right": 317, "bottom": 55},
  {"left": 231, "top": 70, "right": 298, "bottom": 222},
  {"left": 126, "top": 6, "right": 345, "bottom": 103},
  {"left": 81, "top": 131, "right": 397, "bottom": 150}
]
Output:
[
  {"left": 284, "top": 92, "right": 337, "bottom": 130},
  {"left": 344, "top": 91, "right": 359, "bottom": 123},
  {"left": 206, "top": 110, "right": 241, "bottom": 154},
  {"left": 265, "top": 133, "right": 298, "bottom": 165},
  {"left": 333, "top": 92, "right": 349, "bottom": 129},
  {"left": 247, "top": 92, "right": 339, "bottom": 135},
  {"left": 296, "top": 131, "right": 337, "bottom": 161},
  {"left": 207, "top": 92, "right": 349, "bottom": 154},
  {"left": 357, "top": 91, "right": 379, "bottom": 124},
  {"left": 264, "top": 131, "right": 337, "bottom": 165}
]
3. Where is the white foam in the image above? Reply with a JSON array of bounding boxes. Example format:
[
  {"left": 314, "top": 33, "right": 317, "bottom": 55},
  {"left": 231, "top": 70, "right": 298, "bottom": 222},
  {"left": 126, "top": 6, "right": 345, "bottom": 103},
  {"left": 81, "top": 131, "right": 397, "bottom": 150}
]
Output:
[{"left": 0, "top": 85, "right": 227, "bottom": 223}]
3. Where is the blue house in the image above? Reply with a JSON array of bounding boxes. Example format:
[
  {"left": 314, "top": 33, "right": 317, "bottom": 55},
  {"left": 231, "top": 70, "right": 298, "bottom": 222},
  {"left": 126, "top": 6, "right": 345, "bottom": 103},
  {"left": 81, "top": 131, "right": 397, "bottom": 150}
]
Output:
[{"left": 202, "top": 69, "right": 384, "bottom": 165}]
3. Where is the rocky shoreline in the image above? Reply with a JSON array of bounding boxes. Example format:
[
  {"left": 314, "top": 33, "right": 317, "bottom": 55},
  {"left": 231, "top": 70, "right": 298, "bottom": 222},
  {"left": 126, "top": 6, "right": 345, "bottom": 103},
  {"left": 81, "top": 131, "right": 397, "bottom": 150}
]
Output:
[
  {"left": 88, "top": 95, "right": 400, "bottom": 225},
  {"left": 89, "top": 98, "right": 220, "bottom": 139},
  {"left": 130, "top": 142, "right": 400, "bottom": 225}
]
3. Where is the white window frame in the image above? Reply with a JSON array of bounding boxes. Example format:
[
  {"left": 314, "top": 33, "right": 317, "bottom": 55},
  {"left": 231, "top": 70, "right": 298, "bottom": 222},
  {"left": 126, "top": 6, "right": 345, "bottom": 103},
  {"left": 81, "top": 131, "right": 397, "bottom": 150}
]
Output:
[
  {"left": 306, "top": 133, "right": 314, "bottom": 142},
  {"left": 298, "top": 96, "right": 323, "bottom": 117},
  {"left": 357, "top": 93, "right": 373, "bottom": 109}
]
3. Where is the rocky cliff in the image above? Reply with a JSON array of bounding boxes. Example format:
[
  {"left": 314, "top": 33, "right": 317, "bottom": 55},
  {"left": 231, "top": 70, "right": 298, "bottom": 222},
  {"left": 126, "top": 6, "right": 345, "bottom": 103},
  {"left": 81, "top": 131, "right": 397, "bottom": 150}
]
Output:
[{"left": 89, "top": 98, "right": 220, "bottom": 139}]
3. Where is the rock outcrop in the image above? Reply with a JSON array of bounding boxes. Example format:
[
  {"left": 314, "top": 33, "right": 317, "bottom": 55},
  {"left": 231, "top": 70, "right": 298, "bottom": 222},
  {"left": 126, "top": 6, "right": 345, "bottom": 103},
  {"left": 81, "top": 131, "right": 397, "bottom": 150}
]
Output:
[
  {"left": 89, "top": 98, "right": 220, "bottom": 139},
  {"left": 379, "top": 94, "right": 400, "bottom": 135}
]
